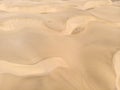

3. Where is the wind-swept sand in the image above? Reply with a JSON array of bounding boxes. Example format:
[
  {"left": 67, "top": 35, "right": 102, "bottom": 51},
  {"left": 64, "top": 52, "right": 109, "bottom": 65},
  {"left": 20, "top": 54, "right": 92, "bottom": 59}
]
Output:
[{"left": 0, "top": 0, "right": 120, "bottom": 90}]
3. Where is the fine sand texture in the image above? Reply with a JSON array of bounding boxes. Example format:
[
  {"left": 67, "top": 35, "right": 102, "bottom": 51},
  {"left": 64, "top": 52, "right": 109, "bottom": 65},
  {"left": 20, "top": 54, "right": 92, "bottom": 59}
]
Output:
[{"left": 0, "top": 0, "right": 120, "bottom": 90}]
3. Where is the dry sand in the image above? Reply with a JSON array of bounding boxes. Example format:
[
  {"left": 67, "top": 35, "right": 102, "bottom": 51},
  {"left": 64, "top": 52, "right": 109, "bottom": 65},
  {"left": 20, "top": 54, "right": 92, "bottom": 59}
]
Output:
[{"left": 0, "top": 0, "right": 120, "bottom": 90}]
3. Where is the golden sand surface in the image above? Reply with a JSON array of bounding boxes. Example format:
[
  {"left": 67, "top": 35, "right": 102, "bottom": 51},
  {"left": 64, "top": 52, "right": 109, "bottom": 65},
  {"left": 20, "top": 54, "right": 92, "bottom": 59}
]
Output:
[{"left": 0, "top": 0, "right": 120, "bottom": 90}]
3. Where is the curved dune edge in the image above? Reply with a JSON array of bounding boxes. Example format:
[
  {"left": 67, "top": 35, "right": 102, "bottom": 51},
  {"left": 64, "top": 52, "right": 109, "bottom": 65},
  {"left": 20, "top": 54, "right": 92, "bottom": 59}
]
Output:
[
  {"left": 62, "top": 16, "right": 120, "bottom": 35},
  {"left": 113, "top": 51, "right": 120, "bottom": 90},
  {"left": 80, "top": 0, "right": 112, "bottom": 10},
  {"left": 0, "top": 57, "right": 68, "bottom": 77},
  {"left": 62, "top": 14, "right": 97, "bottom": 35},
  {"left": 0, "top": 0, "right": 112, "bottom": 13}
]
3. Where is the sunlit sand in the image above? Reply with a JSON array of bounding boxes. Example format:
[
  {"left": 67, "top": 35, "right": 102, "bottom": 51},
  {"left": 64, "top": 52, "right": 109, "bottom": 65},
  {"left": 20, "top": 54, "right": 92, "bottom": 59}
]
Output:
[{"left": 0, "top": 0, "right": 120, "bottom": 90}]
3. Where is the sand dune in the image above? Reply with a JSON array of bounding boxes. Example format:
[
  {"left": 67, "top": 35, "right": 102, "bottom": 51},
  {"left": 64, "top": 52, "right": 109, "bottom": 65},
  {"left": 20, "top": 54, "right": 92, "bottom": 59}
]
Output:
[{"left": 0, "top": 0, "right": 120, "bottom": 90}]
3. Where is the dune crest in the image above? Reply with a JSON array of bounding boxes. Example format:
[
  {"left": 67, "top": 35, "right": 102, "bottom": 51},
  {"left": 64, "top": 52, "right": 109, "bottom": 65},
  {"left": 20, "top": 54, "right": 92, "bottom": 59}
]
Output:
[{"left": 0, "top": 57, "right": 68, "bottom": 77}]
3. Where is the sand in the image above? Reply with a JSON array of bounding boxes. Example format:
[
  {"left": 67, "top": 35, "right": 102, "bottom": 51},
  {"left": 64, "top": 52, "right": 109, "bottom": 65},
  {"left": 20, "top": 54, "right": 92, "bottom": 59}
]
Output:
[{"left": 0, "top": 0, "right": 120, "bottom": 90}]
